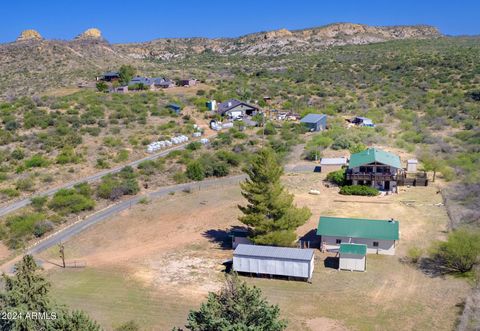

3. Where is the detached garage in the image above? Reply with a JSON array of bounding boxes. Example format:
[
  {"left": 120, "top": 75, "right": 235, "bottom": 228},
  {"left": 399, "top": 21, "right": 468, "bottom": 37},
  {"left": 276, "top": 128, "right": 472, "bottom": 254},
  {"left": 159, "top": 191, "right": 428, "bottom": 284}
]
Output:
[
  {"left": 339, "top": 243, "right": 367, "bottom": 272},
  {"left": 233, "top": 244, "right": 315, "bottom": 281}
]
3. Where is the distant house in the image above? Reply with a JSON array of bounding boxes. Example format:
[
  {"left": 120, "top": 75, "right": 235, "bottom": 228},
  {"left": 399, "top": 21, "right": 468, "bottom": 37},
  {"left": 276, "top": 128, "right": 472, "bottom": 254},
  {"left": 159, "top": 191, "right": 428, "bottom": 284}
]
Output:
[
  {"left": 300, "top": 114, "right": 327, "bottom": 132},
  {"left": 320, "top": 157, "right": 348, "bottom": 173},
  {"left": 339, "top": 243, "right": 367, "bottom": 272},
  {"left": 216, "top": 99, "right": 259, "bottom": 119},
  {"left": 346, "top": 148, "right": 403, "bottom": 191},
  {"left": 101, "top": 71, "right": 120, "bottom": 82},
  {"left": 166, "top": 103, "right": 182, "bottom": 114},
  {"left": 153, "top": 77, "right": 175, "bottom": 88},
  {"left": 179, "top": 79, "right": 197, "bottom": 87},
  {"left": 317, "top": 216, "right": 399, "bottom": 255},
  {"left": 351, "top": 116, "right": 375, "bottom": 127},
  {"left": 233, "top": 244, "right": 315, "bottom": 281},
  {"left": 128, "top": 76, "right": 155, "bottom": 90}
]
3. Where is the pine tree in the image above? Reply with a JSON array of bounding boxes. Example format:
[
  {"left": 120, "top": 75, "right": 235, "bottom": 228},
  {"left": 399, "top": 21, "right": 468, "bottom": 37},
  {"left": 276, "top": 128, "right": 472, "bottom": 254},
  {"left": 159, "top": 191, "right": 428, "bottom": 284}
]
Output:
[
  {"left": 238, "top": 148, "right": 311, "bottom": 246},
  {"left": 0, "top": 255, "right": 101, "bottom": 331},
  {"left": 182, "top": 273, "right": 287, "bottom": 331}
]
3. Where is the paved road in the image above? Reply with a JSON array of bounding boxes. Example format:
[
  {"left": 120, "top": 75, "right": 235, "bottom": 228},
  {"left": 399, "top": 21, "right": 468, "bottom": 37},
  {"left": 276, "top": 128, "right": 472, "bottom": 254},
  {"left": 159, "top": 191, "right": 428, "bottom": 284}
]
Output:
[
  {"left": 27, "top": 174, "right": 246, "bottom": 255},
  {"left": 0, "top": 143, "right": 192, "bottom": 218}
]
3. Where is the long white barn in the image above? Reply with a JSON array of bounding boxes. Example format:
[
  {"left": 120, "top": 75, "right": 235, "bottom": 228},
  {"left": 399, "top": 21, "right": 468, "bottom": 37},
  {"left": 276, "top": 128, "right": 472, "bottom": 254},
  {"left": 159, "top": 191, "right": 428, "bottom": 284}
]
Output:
[{"left": 233, "top": 244, "right": 315, "bottom": 281}]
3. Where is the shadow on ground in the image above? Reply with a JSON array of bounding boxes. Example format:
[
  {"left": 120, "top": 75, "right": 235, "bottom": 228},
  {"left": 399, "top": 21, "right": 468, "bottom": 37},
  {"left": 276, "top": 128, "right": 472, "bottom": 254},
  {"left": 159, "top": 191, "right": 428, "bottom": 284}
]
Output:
[{"left": 203, "top": 226, "right": 249, "bottom": 250}]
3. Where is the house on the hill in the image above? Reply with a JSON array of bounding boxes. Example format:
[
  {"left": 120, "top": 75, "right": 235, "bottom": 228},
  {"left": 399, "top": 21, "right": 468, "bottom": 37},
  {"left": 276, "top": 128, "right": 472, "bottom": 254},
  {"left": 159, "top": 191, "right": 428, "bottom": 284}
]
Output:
[
  {"left": 216, "top": 99, "right": 259, "bottom": 119},
  {"left": 233, "top": 244, "right": 315, "bottom": 281},
  {"left": 339, "top": 243, "right": 367, "bottom": 272},
  {"left": 153, "top": 77, "right": 175, "bottom": 88},
  {"left": 128, "top": 76, "right": 155, "bottom": 90},
  {"left": 100, "top": 71, "right": 120, "bottom": 82},
  {"left": 346, "top": 148, "right": 403, "bottom": 192},
  {"left": 300, "top": 114, "right": 327, "bottom": 132},
  {"left": 317, "top": 216, "right": 399, "bottom": 255}
]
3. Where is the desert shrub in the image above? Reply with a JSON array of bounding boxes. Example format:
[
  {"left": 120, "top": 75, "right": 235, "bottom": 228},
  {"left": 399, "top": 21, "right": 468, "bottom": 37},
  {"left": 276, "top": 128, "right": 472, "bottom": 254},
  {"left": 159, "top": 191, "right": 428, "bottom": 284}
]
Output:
[
  {"left": 33, "top": 220, "right": 54, "bottom": 237},
  {"left": 326, "top": 169, "right": 346, "bottom": 186},
  {"left": 15, "top": 178, "right": 35, "bottom": 192},
  {"left": 24, "top": 154, "right": 49, "bottom": 168},
  {"left": 5, "top": 212, "right": 46, "bottom": 245},
  {"left": 97, "top": 174, "right": 139, "bottom": 200},
  {"left": 263, "top": 122, "right": 277, "bottom": 135},
  {"left": 48, "top": 188, "right": 95, "bottom": 214},
  {"left": 11, "top": 148, "right": 25, "bottom": 160},
  {"left": 115, "top": 149, "right": 129, "bottom": 162},
  {"left": 56, "top": 146, "right": 81, "bottom": 164},
  {"left": 431, "top": 228, "right": 480, "bottom": 274},
  {"left": 73, "top": 182, "right": 93, "bottom": 198},
  {"left": 186, "top": 161, "right": 205, "bottom": 181},
  {"left": 407, "top": 246, "right": 423, "bottom": 264},
  {"left": 216, "top": 150, "right": 241, "bottom": 166},
  {"left": 304, "top": 148, "right": 322, "bottom": 161},
  {"left": 96, "top": 158, "right": 110, "bottom": 169},
  {"left": 173, "top": 171, "right": 188, "bottom": 183},
  {"left": 0, "top": 188, "right": 20, "bottom": 198},
  {"left": 186, "top": 141, "right": 202, "bottom": 151},
  {"left": 331, "top": 136, "right": 353, "bottom": 150},
  {"left": 30, "top": 196, "right": 48, "bottom": 211},
  {"left": 212, "top": 162, "right": 230, "bottom": 177},
  {"left": 339, "top": 185, "right": 379, "bottom": 196}
]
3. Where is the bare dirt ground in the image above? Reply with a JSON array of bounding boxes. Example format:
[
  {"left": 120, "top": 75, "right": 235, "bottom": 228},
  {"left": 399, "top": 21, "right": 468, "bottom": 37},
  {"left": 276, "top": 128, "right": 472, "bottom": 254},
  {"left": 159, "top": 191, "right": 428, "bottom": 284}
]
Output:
[{"left": 39, "top": 172, "right": 469, "bottom": 330}]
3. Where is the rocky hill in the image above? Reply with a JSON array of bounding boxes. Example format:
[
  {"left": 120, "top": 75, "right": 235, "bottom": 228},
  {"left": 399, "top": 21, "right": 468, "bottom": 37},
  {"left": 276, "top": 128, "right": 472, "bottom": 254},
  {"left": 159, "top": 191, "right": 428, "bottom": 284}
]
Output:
[{"left": 0, "top": 23, "right": 442, "bottom": 98}]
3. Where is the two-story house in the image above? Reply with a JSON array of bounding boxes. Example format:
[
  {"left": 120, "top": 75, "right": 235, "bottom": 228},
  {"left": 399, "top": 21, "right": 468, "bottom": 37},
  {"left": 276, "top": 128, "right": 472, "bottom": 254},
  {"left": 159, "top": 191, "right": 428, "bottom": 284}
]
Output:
[{"left": 346, "top": 148, "right": 404, "bottom": 192}]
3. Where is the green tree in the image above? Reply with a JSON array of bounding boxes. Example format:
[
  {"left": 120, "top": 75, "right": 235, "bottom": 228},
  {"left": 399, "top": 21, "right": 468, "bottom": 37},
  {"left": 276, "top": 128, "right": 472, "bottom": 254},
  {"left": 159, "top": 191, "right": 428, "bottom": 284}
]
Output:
[
  {"left": 432, "top": 228, "right": 480, "bottom": 273},
  {"left": 186, "top": 161, "right": 205, "bottom": 181},
  {"left": 238, "top": 148, "right": 311, "bottom": 246},
  {"left": 96, "top": 81, "right": 108, "bottom": 92},
  {"left": 0, "top": 255, "right": 101, "bottom": 331},
  {"left": 180, "top": 273, "right": 287, "bottom": 331},
  {"left": 420, "top": 153, "right": 444, "bottom": 182},
  {"left": 119, "top": 65, "right": 136, "bottom": 85}
]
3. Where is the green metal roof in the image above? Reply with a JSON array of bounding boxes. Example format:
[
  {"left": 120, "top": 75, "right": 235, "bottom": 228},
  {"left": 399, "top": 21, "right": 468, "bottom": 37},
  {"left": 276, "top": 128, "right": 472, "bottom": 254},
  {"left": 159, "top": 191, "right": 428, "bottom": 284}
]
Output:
[
  {"left": 348, "top": 148, "right": 402, "bottom": 169},
  {"left": 339, "top": 243, "right": 367, "bottom": 255},
  {"left": 317, "top": 216, "right": 399, "bottom": 241}
]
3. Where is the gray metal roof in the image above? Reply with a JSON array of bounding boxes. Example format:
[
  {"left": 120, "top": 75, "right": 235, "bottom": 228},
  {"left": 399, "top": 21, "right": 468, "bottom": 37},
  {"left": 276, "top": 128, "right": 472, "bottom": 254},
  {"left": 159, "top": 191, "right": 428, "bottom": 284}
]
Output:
[
  {"left": 234, "top": 244, "right": 314, "bottom": 261},
  {"left": 320, "top": 157, "right": 347, "bottom": 165},
  {"left": 217, "top": 99, "right": 258, "bottom": 115},
  {"left": 300, "top": 113, "right": 327, "bottom": 123}
]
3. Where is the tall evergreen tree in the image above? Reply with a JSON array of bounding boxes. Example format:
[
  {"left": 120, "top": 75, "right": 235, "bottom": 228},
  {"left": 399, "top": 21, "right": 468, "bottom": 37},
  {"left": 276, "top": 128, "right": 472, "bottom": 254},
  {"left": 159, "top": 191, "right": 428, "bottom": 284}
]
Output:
[
  {"left": 0, "top": 255, "right": 101, "bottom": 331},
  {"left": 179, "top": 273, "right": 287, "bottom": 331},
  {"left": 238, "top": 148, "right": 311, "bottom": 246}
]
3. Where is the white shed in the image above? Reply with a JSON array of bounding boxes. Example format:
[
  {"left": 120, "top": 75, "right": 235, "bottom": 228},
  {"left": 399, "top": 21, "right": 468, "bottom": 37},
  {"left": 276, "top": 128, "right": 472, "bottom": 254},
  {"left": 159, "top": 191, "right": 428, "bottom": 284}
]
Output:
[
  {"left": 407, "top": 159, "right": 418, "bottom": 173},
  {"left": 339, "top": 243, "right": 367, "bottom": 272},
  {"left": 233, "top": 244, "right": 315, "bottom": 281},
  {"left": 320, "top": 157, "right": 348, "bottom": 173}
]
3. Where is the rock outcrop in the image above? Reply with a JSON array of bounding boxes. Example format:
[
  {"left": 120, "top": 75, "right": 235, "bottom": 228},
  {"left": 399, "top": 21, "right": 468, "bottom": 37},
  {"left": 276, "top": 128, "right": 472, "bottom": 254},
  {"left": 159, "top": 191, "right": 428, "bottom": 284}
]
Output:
[
  {"left": 75, "top": 28, "right": 103, "bottom": 41},
  {"left": 16, "top": 29, "right": 43, "bottom": 42}
]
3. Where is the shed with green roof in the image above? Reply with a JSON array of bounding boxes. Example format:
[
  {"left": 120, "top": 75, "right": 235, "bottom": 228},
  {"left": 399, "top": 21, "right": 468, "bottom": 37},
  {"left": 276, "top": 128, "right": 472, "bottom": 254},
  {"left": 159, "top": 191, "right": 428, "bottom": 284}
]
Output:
[
  {"left": 317, "top": 216, "right": 399, "bottom": 255},
  {"left": 339, "top": 243, "right": 367, "bottom": 271}
]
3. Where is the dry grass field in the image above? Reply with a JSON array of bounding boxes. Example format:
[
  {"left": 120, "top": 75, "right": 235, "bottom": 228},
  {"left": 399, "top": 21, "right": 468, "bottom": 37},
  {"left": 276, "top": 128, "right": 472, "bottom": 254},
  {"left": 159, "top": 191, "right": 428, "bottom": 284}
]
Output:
[{"left": 38, "top": 172, "right": 470, "bottom": 330}]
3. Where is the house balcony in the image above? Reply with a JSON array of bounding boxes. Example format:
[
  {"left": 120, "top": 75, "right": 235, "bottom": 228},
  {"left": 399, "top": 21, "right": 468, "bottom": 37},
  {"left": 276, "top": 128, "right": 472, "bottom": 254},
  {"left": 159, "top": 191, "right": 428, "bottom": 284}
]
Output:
[{"left": 346, "top": 172, "right": 399, "bottom": 182}]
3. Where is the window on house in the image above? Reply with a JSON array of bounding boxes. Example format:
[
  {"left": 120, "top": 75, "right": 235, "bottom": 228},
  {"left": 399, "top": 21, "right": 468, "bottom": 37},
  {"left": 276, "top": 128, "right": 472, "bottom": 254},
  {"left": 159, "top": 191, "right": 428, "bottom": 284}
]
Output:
[
  {"left": 373, "top": 241, "right": 379, "bottom": 247},
  {"left": 336, "top": 239, "right": 342, "bottom": 244}
]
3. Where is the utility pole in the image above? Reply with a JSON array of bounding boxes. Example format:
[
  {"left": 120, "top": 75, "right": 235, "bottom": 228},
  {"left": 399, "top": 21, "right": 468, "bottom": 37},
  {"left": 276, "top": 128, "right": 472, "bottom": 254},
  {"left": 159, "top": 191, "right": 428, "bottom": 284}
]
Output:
[{"left": 59, "top": 243, "right": 65, "bottom": 268}]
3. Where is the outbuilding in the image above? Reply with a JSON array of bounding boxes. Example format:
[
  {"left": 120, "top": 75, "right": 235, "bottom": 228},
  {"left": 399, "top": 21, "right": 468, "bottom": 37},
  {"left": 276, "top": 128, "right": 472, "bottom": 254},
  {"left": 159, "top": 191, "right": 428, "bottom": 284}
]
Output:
[
  {"left": 300, "top": 114, "right": 327, "bottom": 132},
  {"left": 166, "top": 103, "right": 182, "bottom": 115},
  {"left": 233, "top": 244, "right": 315, "bottom": 281},
  {"left": 339, "top": 243, "right": 367, "bottom": 272},
  {"left": 407, "top": 159, "right": 418, "bottom": 173},
  {"left": 317, "top": 216, "right": 399, "bottom": 255},
  {"left": 320, "top": 157, "right": 347, "bottom": 173}
]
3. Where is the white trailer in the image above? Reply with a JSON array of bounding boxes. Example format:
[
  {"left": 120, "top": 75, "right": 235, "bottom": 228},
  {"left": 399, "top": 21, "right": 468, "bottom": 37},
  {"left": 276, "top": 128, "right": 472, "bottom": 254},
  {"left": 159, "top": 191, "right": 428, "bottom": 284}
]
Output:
[{"left": 233, "top": 244, "right": 315, "bottom": 281}]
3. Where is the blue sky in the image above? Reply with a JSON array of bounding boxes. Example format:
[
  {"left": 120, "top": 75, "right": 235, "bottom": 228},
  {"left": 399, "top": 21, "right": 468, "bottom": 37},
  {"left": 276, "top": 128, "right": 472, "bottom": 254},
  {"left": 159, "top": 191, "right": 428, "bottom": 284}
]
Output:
[{"left": 2, "top": 1, "right": 479, "bottom": 43}]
